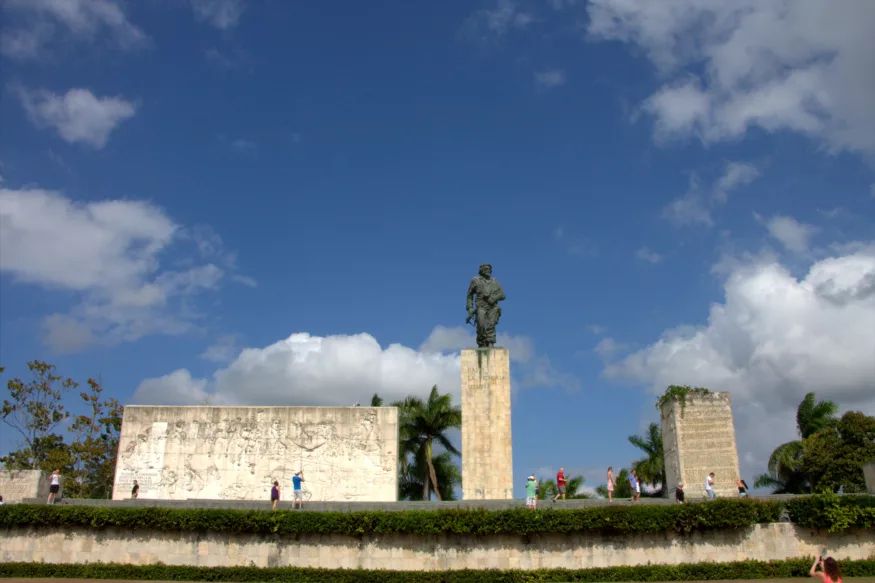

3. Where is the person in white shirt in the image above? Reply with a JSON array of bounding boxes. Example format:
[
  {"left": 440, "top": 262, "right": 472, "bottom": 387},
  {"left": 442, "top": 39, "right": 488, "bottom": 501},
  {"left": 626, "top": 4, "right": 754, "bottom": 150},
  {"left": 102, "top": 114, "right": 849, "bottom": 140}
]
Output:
[
  {"left": 47, "top": 469, "right": 61, "bottom": 504},
  {"left": 704, "top": 472, "right": 716, "bottom": 500}
]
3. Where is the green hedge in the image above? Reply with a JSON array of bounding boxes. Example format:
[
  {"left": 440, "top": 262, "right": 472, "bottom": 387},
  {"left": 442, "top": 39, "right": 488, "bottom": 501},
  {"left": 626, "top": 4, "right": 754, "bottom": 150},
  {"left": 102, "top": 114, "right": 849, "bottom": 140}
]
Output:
[
  {"left": 786, "top": 493, "right": 875, "bottom": 532},
  {"left": 2, "top": 559, "right": 875, "bottom": 582},
  {"left": 1, "top": 498, "right": 782, "bottom": 536},
  {"left": 1, "top": 495, "right": 871, "bottom": 537}
]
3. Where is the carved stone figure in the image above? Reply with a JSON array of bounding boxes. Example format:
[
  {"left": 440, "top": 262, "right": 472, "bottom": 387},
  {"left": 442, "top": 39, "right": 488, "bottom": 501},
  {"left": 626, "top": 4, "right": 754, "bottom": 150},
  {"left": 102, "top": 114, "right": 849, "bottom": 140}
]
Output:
[{"left": 466, "top": 264, "right": 506, "bottom": 348}]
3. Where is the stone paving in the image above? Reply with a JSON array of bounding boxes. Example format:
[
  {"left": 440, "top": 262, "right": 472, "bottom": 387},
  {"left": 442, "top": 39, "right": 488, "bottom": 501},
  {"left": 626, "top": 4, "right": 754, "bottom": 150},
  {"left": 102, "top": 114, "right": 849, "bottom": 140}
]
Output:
[{"left": 18, "top": 493, "right": 811, "bottom": 511}]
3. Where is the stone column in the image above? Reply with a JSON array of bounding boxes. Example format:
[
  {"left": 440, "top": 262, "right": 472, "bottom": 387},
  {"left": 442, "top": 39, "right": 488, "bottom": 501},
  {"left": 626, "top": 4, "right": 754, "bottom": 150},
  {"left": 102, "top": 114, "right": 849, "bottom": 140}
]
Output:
[
  {"left": 461, "top": 347, "right": 513, "bottom": 500},
  {"left": 863, "top": 461, "right": 875, "bottom": 495},
  {"left": 660, "top": 392, "right": 741, "bottom": 498}
]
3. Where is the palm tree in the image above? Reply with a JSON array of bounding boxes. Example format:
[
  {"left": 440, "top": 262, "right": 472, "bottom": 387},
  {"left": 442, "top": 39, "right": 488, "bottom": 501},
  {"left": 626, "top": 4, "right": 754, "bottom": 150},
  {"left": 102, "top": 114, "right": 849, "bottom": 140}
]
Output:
[
  {"left": 394, "top": 385, "right": 462, "bottom": 501},
  {"left": 370, "top": 394, "right": 383, "bottom": 407},
  {"left": 628, "top": 423, "right": 665, "bottom": 496},
  {"left": 399, "top": 450, "right": 461, "bottom": 500},
  {"left": 755, "top": 392, "right": 838, "bottom": 494}
]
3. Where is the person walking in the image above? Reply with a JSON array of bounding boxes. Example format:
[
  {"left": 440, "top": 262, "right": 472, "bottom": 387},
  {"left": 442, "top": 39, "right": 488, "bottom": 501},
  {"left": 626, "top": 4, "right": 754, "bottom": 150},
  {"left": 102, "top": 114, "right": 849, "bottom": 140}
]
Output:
[
  {"left": 47, "top": 469, "right": 61, "bottom": 504},
  {"left": 131, "top": 480, "right": 139, "bottom": 499},
  {"left": 271, "top": 480, "right": 280, "bottom": 511},
  {"left": 705, "top": 472, "right": 716, "bottom": 500},
  {"left": 675, "top": 482, "right": 686, "bottom": 504},
  {"left": 606, "top": 466, "right": 614, "bottom": 503},
  {"left": 810, "top": 552, "right": 843, "bottom": 583},
  {"left": 525, "top": 474, "right": 538, "bottom": 509},
  {"left": 553, "top": 467, "right": 567, "bottom": 502},
  {"left": 736, "top": 478, "right": 749, "bottom": 497},
  {"left": 629, "top": 470, "right": 640, "bottom": 502},
  {"left": 292, "top": 471, "right": 305, "bottom": 509}
]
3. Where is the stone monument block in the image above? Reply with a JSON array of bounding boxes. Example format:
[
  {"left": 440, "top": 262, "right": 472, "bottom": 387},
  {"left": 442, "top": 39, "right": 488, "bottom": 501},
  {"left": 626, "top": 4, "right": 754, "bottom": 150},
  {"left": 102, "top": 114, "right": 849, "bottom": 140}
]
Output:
[
  {"left": 113, "top": 406, "right": 398, "bottom": 502},
  {"left": 864, "top": 461, "right": 875, "bottom": 495},
  {"left": 0, "top": 469, "right": 52, "bottom": 503},
  {"left": 461, "top": 347, "right": 513, "bottom": 500},
  {"left": 660, "top": 392, "right": 741, "bottom": 498}
]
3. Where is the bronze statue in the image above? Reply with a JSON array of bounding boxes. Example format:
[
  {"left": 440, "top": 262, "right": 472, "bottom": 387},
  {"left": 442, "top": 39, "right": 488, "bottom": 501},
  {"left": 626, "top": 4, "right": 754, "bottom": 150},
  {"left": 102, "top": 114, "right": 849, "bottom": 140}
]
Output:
[{"left": 466, "top": 264, "right": 506, "bottom": 348}]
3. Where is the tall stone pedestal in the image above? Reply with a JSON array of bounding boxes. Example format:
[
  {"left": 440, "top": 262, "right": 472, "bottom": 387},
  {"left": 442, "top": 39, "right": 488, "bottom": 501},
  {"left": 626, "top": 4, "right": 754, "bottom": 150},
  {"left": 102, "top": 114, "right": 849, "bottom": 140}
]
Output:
[
  {"left": 864, "top": 461, "right": 875, "bottom": 495},
  {"left": 461, "top": 347, "right": 513, "bottom": 500},
  {"left": 660, "top": 392, "right": 741, "bottom": 498}
]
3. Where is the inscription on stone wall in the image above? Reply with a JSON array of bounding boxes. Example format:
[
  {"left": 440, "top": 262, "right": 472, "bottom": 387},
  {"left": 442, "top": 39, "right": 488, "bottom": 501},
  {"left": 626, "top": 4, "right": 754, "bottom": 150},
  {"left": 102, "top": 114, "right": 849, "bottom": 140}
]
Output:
[
  {"left": 113, "top": 406, "right": 398, "bottom": 502},
  {"left": 661, "top": 393, "right": 741, "bottom": 498},
  {"left": 0, "top": 470, "right": 50, "bottom": 503}
]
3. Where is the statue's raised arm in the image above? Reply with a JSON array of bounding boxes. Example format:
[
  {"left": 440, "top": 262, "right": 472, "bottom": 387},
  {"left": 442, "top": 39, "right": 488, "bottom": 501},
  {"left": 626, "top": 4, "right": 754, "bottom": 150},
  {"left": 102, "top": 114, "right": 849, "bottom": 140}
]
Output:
[{"left": 465, "top": 264, "right": 505, "bottom": 348}]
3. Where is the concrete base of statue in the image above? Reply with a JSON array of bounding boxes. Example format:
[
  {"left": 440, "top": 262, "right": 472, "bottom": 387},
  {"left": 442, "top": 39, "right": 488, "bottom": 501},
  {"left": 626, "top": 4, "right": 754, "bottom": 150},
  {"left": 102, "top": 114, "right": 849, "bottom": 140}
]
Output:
[{"left": 461, "top": 347, "right": 513, "bottom": 500}]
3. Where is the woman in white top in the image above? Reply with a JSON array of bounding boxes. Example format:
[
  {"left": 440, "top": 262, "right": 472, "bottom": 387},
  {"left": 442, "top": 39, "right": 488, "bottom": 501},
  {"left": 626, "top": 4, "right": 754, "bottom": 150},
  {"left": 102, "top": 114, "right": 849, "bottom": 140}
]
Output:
[{"left": 47, "top": 469, "right": 61, "bottom": 504}]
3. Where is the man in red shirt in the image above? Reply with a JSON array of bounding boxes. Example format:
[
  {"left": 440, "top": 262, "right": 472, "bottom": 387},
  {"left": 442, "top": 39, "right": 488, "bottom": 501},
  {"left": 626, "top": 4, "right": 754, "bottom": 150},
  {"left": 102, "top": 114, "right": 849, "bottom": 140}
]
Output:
[{"left": 553, "top": 467, "right": 567, "bottom": 502}]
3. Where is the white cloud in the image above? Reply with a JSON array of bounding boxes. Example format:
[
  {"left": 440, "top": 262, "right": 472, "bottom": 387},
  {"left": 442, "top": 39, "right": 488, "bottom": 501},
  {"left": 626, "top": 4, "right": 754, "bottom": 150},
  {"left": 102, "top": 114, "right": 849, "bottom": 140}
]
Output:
[
  {"left": 135, "top": 332, "right": 462, "bottom": 407},
  {"left": 17, "top": 87, "right": 137, "bottom": 149},
  {"left": 662, "top": 191, "right": 712, "bottom": 226},
  {"left": 594, "top": 336, "right": 628, "bottom": 360},
  {"left": 605, "top": 241, "right": 875, "bottom": 482},
  {"left": 714, "top": 162, "right": 760, "bottom": 204},
  {"left": 135, "top": 327, "right": 578, "bottom": 406},
  {"left": 663, "top": 162, "right": 760, "bottom": 226},
  {"left": 636, "top": 247, "right": 663, "bottom": 264},
  {"left": 191, "top": 0, "right": 245, "bottom": 30},
  {"left": 0, "top": 0, "right": 147, "bottom": 60},
  {"left": 586, "top": 0, "right": 875, "bottom": 160},
  {"left": 200, "top": 334, "right": 242, "bottom": 364},
  {"left": 535, "top": 69, "right": 567, "bottom": 90},
  {"left": 461, "top": 0, "right": 533, "bottom": 43},
  {"left": 765, "top": 215, "right": 819, "bottom": 253},
  {"left": 0, "top": 183, "right": 242, "bottom": 352}
]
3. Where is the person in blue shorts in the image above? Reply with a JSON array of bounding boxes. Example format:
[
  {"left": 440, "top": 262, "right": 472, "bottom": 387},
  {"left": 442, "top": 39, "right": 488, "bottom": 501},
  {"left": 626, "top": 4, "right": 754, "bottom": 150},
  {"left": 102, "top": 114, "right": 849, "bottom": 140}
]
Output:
[{"left": 292, "top": 471, "right": 305, "bottom": 509}]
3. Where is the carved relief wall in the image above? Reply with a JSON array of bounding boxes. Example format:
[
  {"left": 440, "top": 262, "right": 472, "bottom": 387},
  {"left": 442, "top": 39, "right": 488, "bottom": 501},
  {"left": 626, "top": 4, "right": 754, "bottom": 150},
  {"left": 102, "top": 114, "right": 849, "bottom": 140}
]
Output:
[{"left": 112, "top": 406, "right": 399, "bottom": 502}]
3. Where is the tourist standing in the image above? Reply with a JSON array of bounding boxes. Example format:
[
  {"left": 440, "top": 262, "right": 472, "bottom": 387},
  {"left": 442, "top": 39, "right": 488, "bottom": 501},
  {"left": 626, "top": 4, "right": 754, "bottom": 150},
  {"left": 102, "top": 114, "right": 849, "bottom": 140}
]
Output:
[
  {"left": 675, "top": 482, "right": 685, "bottom": 504},
  {"left": 525, "top": 474, "right": 538, "bottom": 509},
  {"left": 47, "top": 469, "right": 61, "bottom": 504},
  {"left": 271, "top": 481, "right": 280, "bottom": 511},
  {"left": 736, "top": 478, "right": 748, "bottom": 497},
  {"left": 131, "top": 480, "right": 139, "bottom": 499},
  {"left": 704, "top": 472, "right": 716, "bottom": 499},
  {"left": 553, "top": 467, "right": 567, "bottom": 502},
  {"left": 629, "top": 470, "right": 640, "bottom": 502},
  {"left": 292, "top": 471, "right": 305, "bottom": 509},
  {"left": 606, "top": 466, "right": 614, "bottom": 503},
  {"left": 810, "top": 552, "right": 843, "bottom": 583}
]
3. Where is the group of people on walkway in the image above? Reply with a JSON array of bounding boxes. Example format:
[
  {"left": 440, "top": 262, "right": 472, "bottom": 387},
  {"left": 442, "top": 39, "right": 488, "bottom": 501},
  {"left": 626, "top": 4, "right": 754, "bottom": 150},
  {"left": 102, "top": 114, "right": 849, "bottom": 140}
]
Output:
[{"left": 526, "top": 467, "right": 751, "bottom": 508}]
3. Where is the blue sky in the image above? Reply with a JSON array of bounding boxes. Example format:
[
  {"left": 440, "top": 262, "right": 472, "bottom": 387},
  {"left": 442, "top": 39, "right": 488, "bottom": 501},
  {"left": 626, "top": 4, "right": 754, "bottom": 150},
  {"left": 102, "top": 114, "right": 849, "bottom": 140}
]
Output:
[{"left": 1, "top": 0, "right": 874, "bottom": 498}]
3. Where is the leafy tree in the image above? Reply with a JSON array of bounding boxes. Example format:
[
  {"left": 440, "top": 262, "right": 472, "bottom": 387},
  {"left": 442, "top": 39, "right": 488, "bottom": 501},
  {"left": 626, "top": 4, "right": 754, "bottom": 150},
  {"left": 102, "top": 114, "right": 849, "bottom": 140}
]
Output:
[
  {"left": 66, "top": 378, "right": 124, "bottom": 499},
  {"left": 596, "top": 468, "right": 632, "bottom": 499},
  {"left": 393, "top": 385, "right": 462, "bottom": 501},
  {"left": 399, "top": 450, "right": 461, "bottom": 501},
  {"left": 755, "top": 392, "right": 839, "bottom": 494},
  {"left": 628, "top": 423, "right": 665, "bottom": 496},
  {"left": 536, "top": 474, "right": 588, "bottom": 500},
  {"left": 800, "top": 410, "right": 875, "bottom": 494},
  {"left": 369, "top": 394, "right": 384, "bottom": 407},
  {"left": 1, "top": 434, "right": 73, "bottom": 473},
  {"left": 1, "top": 361, "right": 75, "bottom": 469}
]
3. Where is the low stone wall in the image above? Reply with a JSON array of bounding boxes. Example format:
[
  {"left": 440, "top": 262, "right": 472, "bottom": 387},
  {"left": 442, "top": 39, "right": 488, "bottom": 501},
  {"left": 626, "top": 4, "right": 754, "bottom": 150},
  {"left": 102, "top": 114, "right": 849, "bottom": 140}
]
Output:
[
  {"left": 2, "top": 523, "right": 872, "bottom": 571},
  {"left": 0, "top": 470, "right": 51, "bottom": 503}
]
